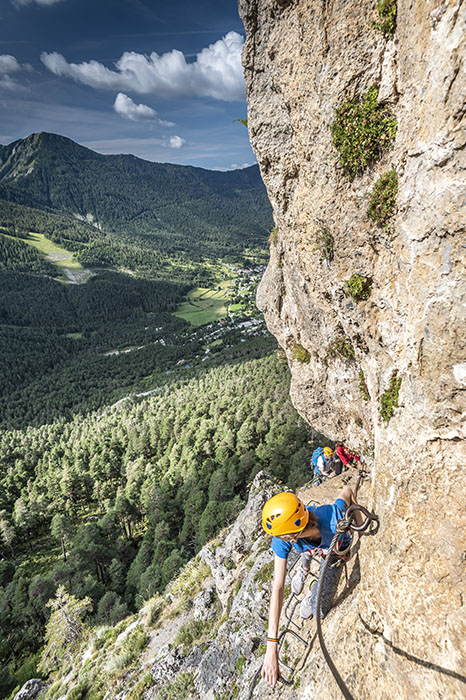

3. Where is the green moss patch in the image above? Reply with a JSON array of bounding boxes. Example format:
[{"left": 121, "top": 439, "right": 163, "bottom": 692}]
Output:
[
  {"left": 344, "top": 274, "right": 372, "bottom": 302},
  {"left": 314, "top": 226, "right": 334, "bottom": 263},
  {"left": 331, "top": 88, "right": 397, "bottom": 179},
  {"left": 291, "top": 343, "right": 311, "bottom": 363},
  {"left": 367, "top": 170, "right": 398, "bottom": 228},
  {"left": 380, "top": 372, "right": 402, "bottom": 424},
  {"left": 372, "top": 0, "right": 397, "bottom": 39}
]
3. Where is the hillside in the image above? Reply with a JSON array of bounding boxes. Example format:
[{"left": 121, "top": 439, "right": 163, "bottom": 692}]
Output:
[
  {"left": 0, "top": 132, "right": 272, "bottom": 261},
  {"left": 0, "top": 132, "right": 274, "bottom": 428},
  {"left": 6, "top": 471, "right": 370, "bottom": 700},
  {"left": 0, "top": 352, "right": 321, "bottom": 698}
]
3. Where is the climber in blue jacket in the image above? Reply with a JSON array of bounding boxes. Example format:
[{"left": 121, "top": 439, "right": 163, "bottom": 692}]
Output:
[{"left": 260, "top": 486, "right": 362, "bottom": 687}]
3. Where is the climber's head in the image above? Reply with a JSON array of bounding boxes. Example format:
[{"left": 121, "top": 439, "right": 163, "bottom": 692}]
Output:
[
  {"left": 261, "top": 492, "right": 309, "bottom": 538},
  {"left": 323, "top": 446, "right": 333, "bottom": 460}
]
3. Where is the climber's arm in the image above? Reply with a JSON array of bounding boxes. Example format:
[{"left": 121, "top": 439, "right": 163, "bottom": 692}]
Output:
[{"left": 261, "top": 554, "right": 287, "bottom": 687}]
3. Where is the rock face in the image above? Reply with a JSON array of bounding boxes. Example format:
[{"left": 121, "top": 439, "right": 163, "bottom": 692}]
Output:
[
  {"left": 239, "top": 0, "right": 465, "bottom": 698},
  {"left": 13, "top": 679, "right": 47, "bottom": 700}
]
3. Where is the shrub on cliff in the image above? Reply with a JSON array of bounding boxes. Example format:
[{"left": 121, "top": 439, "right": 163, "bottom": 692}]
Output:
[
  {"left": 39, "top": 586, "right": 92, "bottom": 674},
  {"left": 380, "top": 372, "right": 402, "bottom": 424},
  {"left": 291, "top": 343, "right": 311, "bottom": 363},
  {"left": 314, "top": 226, "right": 334, "bottom": 263},
  {"left": 358, "top": 369, "right": 370, "bottom": 402},
  {"left": 331, "top": 88, "right": 397, "bottom": 179},
  {"left": 372, "top": 0, "right": 397, "bottom": 39},
  {"left": 367, "top": 170, "right": 398, "bottom": 228},
  {"left": 344, "top": 274, "right": 372, "bottom": 301}
]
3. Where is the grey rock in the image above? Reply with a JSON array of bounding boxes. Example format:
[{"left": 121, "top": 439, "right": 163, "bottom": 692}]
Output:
[
  {"left": 13, "top": 680, "right": 47, "bottom": 700},
  {"left": 193, "top": 586, "right": 215, "bottom": 620}
]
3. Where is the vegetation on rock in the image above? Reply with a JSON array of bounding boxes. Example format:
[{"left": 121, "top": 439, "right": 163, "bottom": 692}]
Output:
[
  {"left": 269, "top": 226, "right": 278, "bottom": 245},
  {"left": 253, "top": 561, "right": 274, "bottom": 586},
  {"left": 38, "top": 587, "right": 92, "bottom": 675},
  {"left": 367, "top": 170, "right": 398, "bottom": 228},
  {"left": 358, "top": 369, "right": 371, "bottom": 402},
  {"left": 371, "top": 0, "right": 397, "bottom": 39},
  {"left": 327, "top": 337, "right": 355, "bottom": 362},
  {"left": 314, "top": 225, "right": 334, "bottom": 263},
  {"left": 331, "top": 88, "right": 397, "bottom": 179},
  {"left": 159, "top": 672, "right": 196, "bottom": 700},
  {"left": 380, "top": 372, "right": 402, "bottom": 424},
  {"left": 291, "top": 343, "right": 311, "bottom": 363},
  {"left": 344, "top": 274, "right": 372, "bottom": 301}
]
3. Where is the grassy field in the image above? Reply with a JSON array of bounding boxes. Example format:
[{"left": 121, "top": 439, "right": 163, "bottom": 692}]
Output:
[
  {"left": 25, "top": 233, "right": 94, "bottom": 284},
  {"left": 173, "top": 279, "right": 231, "bottom": 326}
]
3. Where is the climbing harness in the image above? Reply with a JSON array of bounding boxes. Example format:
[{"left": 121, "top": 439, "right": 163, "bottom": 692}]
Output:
[{"left": 248, "top": 470, "right": 378, "bottom": 700}]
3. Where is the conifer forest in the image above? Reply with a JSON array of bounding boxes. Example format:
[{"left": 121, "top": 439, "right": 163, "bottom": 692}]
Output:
[{"left": 0, "top": 134, "right": 318, "bottom": 696}]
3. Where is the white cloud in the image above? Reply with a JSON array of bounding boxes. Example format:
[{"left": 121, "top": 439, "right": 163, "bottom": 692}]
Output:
[
  {"left": 41, "top": 31, "right": 245, "bottom": 101},
  {"left": 114, "top": 93, "right": 158, "bottom": 121},
  {"left": 167, "top": 135, "right": 186, "bottom": 149},
  {"left": 0, "top": 54, "right": 25, "bottom": 90},
  {"left": 0, "top": 55, "right": 21, "bottom": 74},
  {"left": 12, "top": 0, "right": 65, "bottom": 7},
  {"left": 231, "top": 162, "right": 253, "bottom": 170}
]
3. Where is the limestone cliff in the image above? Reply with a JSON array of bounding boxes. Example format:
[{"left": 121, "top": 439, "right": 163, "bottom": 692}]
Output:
[{"left": 239, "top": 0, "right": 465, "bottom": 698}]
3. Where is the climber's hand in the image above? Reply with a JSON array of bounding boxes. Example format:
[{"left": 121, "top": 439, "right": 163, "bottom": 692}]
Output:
[{"left": 262, "top": 645, "right": 280, "bottom": 687}]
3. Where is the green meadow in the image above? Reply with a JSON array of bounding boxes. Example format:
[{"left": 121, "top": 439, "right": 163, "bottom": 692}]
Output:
[
  {"left": 173, "top": 279, "right": 231, "bottom": 326},
  {"left": 25, "top": 232, "right": 93, "bottom": 283}
]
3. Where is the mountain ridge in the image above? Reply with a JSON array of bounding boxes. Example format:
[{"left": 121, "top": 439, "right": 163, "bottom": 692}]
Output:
[{"left": 0, "top": 132, "right": 271, "bottom": 241}]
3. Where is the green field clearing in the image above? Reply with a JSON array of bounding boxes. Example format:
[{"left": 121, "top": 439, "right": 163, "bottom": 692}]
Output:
[
  {"left": 173, "top": 280, "right": 231, "bottom": 326},
  {"left": 25, "top": 233, "right": 94, "bottom": 284}
]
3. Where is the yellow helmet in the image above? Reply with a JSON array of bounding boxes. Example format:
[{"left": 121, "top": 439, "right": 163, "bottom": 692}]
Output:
[
  {"left": 323, "top": 447, "right": 333, "bottom": 456},
  {"left": 262, "top": 492, "right": 309, "bottom": 536}
]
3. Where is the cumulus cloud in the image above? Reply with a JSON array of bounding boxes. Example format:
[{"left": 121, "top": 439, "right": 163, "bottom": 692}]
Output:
[
  {"left": 0, "top": 54, "right": 26, "bottom": 90},
  {"left": 114, "top": 93, "right": 158, "bottom": 121},
  {"left": 41, "top": 31, "right": 245, "bottom": 101},
  {"left": 231, "top": 162, "right": 253, "bottom": 170},
  {"left": 0, "top": 55, "right": 21, "bottom": 73},
  {"left": 12, "top": 0, "right": 65, "bottom": 7},
  {"left": 167, "top": 136, "right": 186, "bottom": 149}
]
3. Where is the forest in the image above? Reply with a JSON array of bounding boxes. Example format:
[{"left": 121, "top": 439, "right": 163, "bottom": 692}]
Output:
[
  {"left": 0, "top": 133, "right": 272, "bottom": 267},
  {"left": 0, "top": 130, "right": 303, "bottom": 697},
  {"left": 0, "top": 352, "right": 322, "bottom": 696},
  {"left": 0, "top": 134, "right": 274, "bottom": 428}
]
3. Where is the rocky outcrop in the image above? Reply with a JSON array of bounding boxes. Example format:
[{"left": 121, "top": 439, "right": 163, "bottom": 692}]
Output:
[
  {"left": 12, "top": 679, "right": 47, "bottom": 700},
  {"left": 239, "top": 0, "right": 465, "bottom": 698}
]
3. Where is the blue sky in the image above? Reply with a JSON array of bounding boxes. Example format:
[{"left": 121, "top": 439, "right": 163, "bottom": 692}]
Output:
[{"left": 0, "top": 0, "right": 255, "bottom": 170}]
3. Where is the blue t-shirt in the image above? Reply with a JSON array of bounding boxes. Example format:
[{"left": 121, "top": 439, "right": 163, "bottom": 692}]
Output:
[{"left": 271, "top": 499, "right": 350, "bottom": 559}]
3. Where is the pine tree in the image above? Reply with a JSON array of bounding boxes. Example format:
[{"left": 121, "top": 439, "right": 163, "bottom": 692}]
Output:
[{"left": 38, "top": 586, "right": 92, "bottom": 674}]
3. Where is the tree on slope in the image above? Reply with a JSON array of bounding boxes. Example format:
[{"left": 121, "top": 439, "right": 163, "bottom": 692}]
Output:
[{"left": 39, "top": 586, "right": 92, "bottom": 674}]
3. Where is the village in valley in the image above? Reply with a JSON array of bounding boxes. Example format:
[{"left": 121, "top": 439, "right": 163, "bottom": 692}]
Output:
[
  {"left": 99, "top": 265, "right": 272, "bottom": 411},
  {"left": 155, "top": 264, "right": 270, "bottom": 371}
]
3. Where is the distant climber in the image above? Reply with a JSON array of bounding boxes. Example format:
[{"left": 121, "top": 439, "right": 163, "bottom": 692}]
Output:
[
  {"left": 310, "top": 445, "right": 335, "bottom": 484},
  {"left": 334, "top": 441, "right": 361, "bottom": 475},
  {"left": 260, "top": 488, "right": 363, "bottom": 688}
]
